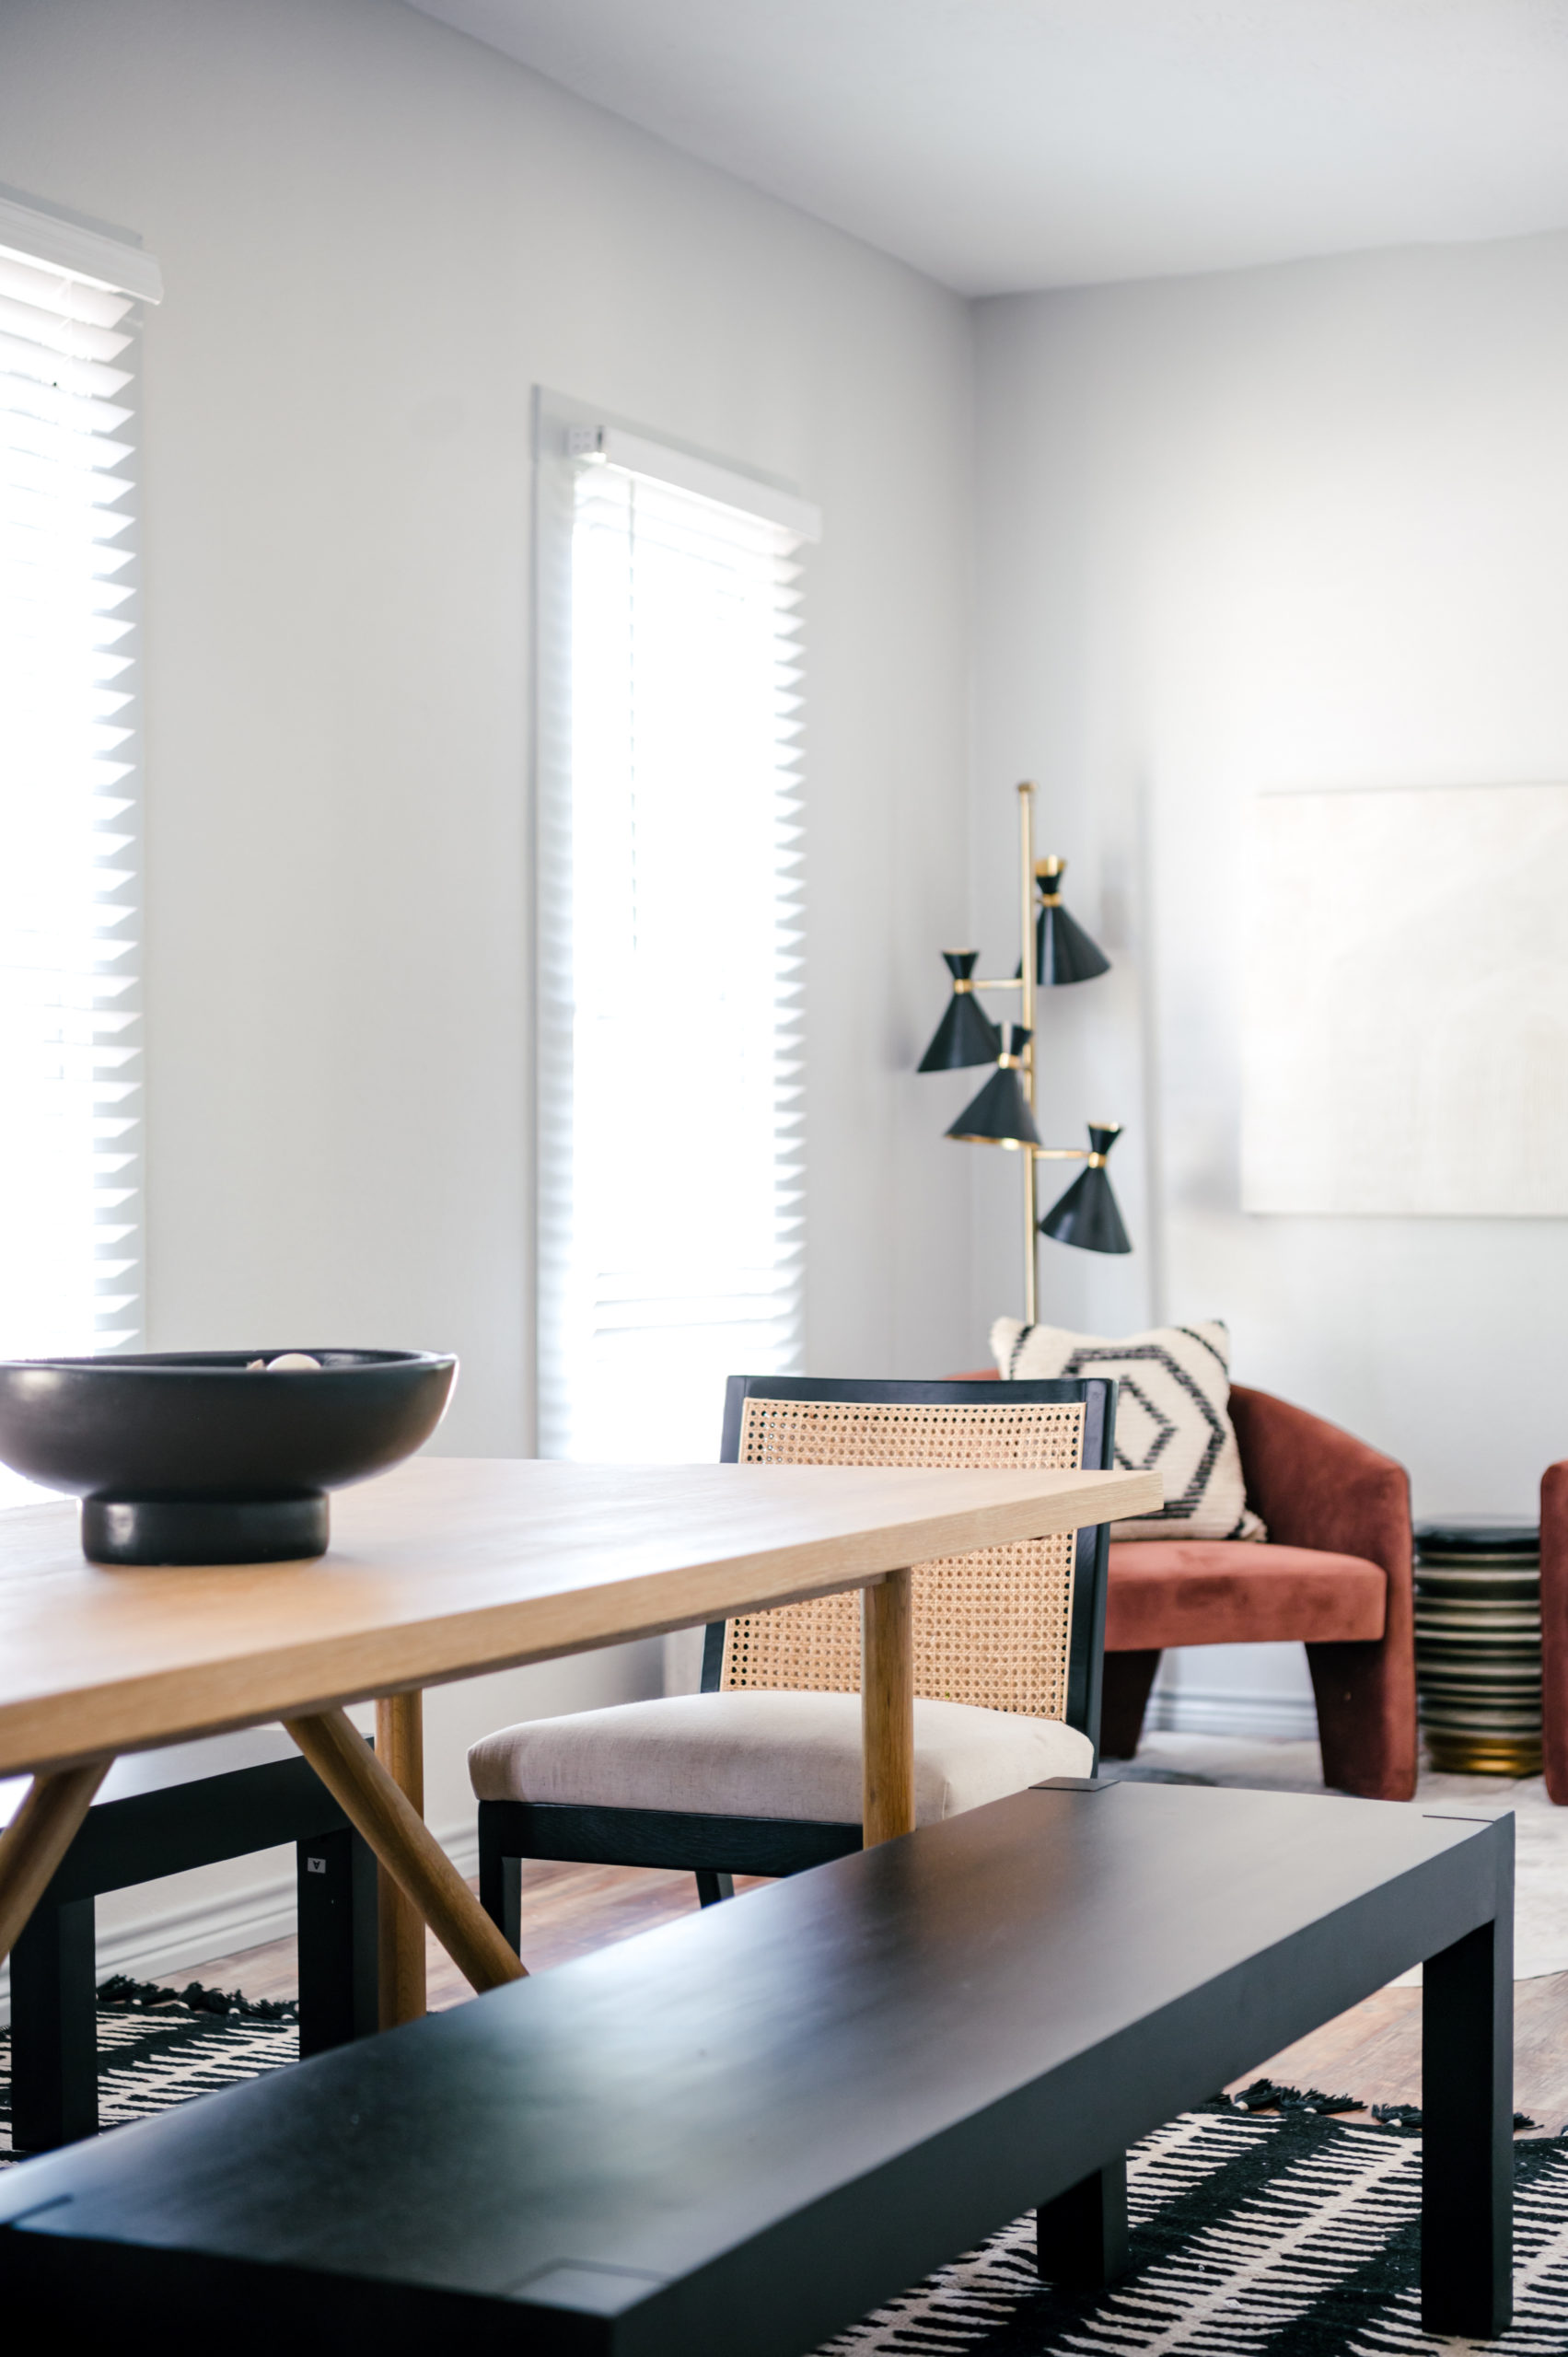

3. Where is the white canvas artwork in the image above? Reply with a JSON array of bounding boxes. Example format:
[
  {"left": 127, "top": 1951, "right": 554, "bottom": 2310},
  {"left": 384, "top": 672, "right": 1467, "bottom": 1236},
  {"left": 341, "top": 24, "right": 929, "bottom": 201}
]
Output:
[{"left": 1240, "top": 784, "right": 1568, "bottom": 1216}]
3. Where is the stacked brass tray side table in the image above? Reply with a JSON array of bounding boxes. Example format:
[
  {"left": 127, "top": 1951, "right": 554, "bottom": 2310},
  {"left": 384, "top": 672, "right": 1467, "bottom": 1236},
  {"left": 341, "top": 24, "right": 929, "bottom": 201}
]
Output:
[{"left": 1414, "top": 1519, "right": 1541, "bottom": 1776}]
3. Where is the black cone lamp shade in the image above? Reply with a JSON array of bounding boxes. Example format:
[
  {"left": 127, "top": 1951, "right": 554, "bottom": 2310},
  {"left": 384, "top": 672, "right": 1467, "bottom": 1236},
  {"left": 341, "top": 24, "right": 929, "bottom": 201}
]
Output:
[
  {"left": 915, "top": 789, "right": 1130, "bottom": 1322},
  {"left": 1032, "top": 858, "right": 1111, "bottom": 985},
  {"left": 947, "top": 1027, "right": 1042, "bottom": 1150},
  {"left": 918, "top": 951, "right": 1002, "bottom": 1072},
  {"left": 1039, "top": 1123, "right": 1132, "bottom": 1254}
]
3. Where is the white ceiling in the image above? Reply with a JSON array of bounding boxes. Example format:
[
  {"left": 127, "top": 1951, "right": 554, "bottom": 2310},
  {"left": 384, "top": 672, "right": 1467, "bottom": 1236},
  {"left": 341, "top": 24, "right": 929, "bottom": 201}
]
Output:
[{"left": 409, "top": 0, "right": 1568, "bottom": 296}]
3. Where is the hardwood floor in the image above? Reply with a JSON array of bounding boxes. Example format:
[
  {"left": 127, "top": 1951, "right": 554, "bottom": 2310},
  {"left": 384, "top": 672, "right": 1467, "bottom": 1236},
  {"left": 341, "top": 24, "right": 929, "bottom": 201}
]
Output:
[
  {"left": 182, "top": 1860, "right": 1568, "bottom": 2137},
  {"left": 189, "top": 1861, "right": 767, "bottom": 2014},
  {"left": 1236, "top": 1973, "right": 1568, "bottom": 2138}
]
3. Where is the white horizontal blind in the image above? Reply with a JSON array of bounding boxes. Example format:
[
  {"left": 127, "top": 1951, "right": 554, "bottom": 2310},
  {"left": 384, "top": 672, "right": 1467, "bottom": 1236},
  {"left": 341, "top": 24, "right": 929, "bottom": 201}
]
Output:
[
  {"left": 0, "top": 216, "right": 153, "bottom": 1397},
  {"left": 539, "top": 443, "right": 810, "bottom": 1461}
]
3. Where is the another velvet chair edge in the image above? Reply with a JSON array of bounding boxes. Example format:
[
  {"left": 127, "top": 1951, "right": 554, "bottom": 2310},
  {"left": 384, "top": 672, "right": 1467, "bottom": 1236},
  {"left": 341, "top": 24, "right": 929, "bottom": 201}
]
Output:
[{"left": 1540, "top": 1460, "right": 1568, "bottom": 1805}]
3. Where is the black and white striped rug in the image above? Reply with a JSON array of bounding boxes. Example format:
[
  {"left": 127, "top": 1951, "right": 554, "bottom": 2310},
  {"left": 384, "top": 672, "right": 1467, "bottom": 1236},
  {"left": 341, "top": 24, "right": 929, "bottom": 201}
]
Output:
[
  {"left": 0, "top": 1980, "right": 299, "bottom": 2163},
  {"left": 820, "top": 2107, "right": 1568, "bottom": 2355},
  {"left": 4, "top": 2006, "right": 1566, "bottom": 2351}
]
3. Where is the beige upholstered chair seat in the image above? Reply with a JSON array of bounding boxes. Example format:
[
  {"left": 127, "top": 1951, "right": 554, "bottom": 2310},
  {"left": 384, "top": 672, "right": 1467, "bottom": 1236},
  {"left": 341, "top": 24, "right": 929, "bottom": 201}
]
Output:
[{"left": 469, "top": 1690, "right": 1093, "bottom": 1828}]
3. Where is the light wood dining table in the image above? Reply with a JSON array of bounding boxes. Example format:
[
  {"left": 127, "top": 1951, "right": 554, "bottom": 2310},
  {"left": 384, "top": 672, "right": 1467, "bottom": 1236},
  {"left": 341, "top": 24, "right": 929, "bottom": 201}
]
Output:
[{"left": 0, "top": 1454, "right": 1158, "bottom": 2027}]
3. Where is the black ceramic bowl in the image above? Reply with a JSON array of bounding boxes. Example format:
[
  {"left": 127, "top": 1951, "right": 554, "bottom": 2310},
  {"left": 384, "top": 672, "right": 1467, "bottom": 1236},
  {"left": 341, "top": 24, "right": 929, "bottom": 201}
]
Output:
[{"left": 0, "top": 1349, "right": 458, "bottom": 1565}]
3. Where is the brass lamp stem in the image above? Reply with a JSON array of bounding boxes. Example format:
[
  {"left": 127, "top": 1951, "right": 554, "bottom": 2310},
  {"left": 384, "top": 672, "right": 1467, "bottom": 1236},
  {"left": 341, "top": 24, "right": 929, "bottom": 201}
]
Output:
[{"left": 1018, "top": 782, "right": 1038, "bottom": 1325}]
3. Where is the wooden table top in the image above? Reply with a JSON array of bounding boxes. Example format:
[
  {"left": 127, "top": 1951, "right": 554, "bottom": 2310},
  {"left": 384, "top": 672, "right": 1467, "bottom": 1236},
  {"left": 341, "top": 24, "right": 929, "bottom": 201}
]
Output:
[{"left": 0, "top": 1456, "right": 1158, "bottom": 1775}]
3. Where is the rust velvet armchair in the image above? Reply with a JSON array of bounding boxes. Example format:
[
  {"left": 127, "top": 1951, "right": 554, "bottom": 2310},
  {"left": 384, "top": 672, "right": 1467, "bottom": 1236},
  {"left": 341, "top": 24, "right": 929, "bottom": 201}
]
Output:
[
  {"left": 1539, "top": 1458, "right": 1568, "bottom": 1804},
  {"left": 1101, "top": 1386, "right": 1416, "bottom": 1799},
  {"left": 959, "top": 1376, "right": 1416, "bottom": 1800}
]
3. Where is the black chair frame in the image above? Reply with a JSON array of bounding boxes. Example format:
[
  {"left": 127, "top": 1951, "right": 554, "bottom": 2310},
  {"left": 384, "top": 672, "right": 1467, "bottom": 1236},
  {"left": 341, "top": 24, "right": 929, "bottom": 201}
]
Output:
[
  {"left": 480, "top": 1375, "right": 1118, "bottom": 1941},
  {"left": 9, "top": 1751, "right": 378, "bottom": 2154}
]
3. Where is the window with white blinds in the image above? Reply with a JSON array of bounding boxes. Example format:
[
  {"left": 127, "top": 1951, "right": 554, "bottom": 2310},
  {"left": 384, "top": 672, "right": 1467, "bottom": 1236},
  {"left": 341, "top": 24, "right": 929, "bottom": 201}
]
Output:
[
  {"left": 0, "top": 198, "right": 160, "bottom": 1395},
  {"left": 537, "top": 419, "right": 819, "bottom": 1462}
]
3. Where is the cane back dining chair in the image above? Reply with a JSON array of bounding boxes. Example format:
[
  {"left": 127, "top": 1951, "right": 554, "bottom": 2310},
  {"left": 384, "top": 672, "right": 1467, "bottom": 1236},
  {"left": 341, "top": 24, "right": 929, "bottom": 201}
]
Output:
[{"left": 472, "top": 1374, "right": 1119, "bottom": 1942}]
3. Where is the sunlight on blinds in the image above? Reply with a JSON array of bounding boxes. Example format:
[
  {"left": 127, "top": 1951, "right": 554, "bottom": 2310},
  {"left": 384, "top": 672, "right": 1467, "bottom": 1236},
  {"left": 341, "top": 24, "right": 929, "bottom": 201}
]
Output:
[
  {"left": 0, "top": 217, "right": 153, "bottom": 1504},
  {"left": 539, "top": 447, "right": 811, "bottom": 1462}
]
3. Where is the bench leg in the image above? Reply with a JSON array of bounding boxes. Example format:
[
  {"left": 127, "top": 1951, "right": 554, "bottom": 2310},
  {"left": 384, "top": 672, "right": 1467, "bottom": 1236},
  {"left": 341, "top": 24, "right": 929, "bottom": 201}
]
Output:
[
  {"left": 284, "top": 1708, "right": 525, "bottom": 2007},
  {"left": 297, "top": 1828, "right": 379, "bottom": 2056},
  {"left": 1036, "top": 2154, "right": 1129, "bottom": 2289},
  {"left": 1422, "top": 1906, "right": 1513, "bottom": 2337},
  {"left": 1099, "top": 1652, "right": 1160, "bottom": 1759},
  {"left": 694, "top": 1871, "right": 734, "bottom": 1907},
  {"left": 9, "top": 1896, "right": 97, "bottom": 2153}
]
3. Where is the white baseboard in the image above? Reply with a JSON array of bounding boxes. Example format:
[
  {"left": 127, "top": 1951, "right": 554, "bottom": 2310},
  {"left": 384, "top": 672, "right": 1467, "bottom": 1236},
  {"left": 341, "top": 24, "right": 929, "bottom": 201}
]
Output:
[
  {"left": 1146, "top": 1687, "right": 1318, "bottom": 1743},
  {"left": 0, "top": 1821, "right": 480, "bottom": 2030}
]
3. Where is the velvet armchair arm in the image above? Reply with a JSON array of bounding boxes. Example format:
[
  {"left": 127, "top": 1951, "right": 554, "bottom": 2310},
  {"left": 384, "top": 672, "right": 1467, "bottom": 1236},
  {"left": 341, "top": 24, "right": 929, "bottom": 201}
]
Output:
[{"left": 1228, "top": 1385, "right": 1417, "bottom": 1800}]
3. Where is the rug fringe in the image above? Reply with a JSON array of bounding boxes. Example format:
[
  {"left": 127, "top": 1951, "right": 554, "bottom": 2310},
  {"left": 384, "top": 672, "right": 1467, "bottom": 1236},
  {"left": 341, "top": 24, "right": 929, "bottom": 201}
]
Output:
[
  {"left": 1218, "top": 2077, "right": 1362, "bottom": 2117},
  {"left": 95, "top": 1972, "right": 298, "bottom": 2024},
  {"left": 1214, "top": 2077, "right": 1539, "bottom": 2137}
]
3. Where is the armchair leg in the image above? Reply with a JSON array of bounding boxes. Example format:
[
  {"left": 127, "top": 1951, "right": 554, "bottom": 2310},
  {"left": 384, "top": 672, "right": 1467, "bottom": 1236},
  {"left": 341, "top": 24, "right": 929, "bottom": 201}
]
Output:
[
  {"left": 1099, "top": 1652, "right": 1161, "bottom": 1759},
  {"left": 1308, "top": 1639, "right": 1417, "bottom": 1801}
]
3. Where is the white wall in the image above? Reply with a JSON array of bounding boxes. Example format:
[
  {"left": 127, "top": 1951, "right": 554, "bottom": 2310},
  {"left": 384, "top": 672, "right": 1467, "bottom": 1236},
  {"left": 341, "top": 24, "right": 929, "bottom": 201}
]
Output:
[
  {"left": 975, "top": 231, "right": 1568, "bottom": 1730},
  {"left": 0, "top": 0, "right": 974, "bottom": 1982},
  {"left": 19, "top": 4, "right": 1562, "bottom": 1964}
]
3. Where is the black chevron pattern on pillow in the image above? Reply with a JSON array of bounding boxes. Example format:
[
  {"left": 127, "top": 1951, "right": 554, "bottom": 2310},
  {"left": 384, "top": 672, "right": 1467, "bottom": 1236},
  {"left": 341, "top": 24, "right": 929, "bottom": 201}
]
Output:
[{"left": 991, "top": 1316, "right": 1265, "bottom": 1541}]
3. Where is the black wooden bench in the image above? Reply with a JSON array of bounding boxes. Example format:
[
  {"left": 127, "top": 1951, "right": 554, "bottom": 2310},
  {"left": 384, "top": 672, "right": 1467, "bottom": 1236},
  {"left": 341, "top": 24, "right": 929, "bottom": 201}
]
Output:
[
  {"left": 6, "top": 1732, "right": 377, "bottom": 2152},
  {"left": 0, "top": 1781, "right": 1513, "bottom": 2352}
]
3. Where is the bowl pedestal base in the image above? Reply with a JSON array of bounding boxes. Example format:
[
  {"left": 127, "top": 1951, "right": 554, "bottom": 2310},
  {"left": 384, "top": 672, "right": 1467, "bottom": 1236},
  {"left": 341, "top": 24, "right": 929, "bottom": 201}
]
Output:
[{"left": 82, "top": 1494, "right": 330, "bottom": 1567}]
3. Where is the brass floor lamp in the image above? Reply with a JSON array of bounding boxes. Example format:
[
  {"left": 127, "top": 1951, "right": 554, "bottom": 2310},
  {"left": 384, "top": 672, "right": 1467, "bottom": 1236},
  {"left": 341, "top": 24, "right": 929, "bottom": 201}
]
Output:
[{"left": 918, "top": 782, "right": 1131, "bottom": 1325}]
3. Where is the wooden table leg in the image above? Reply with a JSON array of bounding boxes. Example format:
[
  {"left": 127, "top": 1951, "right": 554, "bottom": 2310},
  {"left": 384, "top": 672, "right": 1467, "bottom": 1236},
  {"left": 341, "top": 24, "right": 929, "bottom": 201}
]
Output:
[
  {"left": 375, "top": 1693, "right": 427, "bottom": 2028},
  {"left": 862, "top": 1567, "right": 915, "bottom": 1845},
  {"left": 284, "top": 1708, "right": 526, "bottom": 2004},
  {"left": 0, "top": 1761, "right": 111, "bottom": 1971}
]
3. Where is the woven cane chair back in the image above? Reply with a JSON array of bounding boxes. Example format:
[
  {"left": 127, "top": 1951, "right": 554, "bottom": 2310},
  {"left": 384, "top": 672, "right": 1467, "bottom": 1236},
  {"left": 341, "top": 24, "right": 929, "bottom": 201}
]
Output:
[{"left": 716, "top": 1385, "right": 1098, "bottom": 1725}]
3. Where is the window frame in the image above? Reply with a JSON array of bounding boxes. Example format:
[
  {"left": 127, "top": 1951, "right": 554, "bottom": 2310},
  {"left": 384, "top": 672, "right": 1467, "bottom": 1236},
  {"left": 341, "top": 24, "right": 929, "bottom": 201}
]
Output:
[
  {"left": 0, "top": 190, "right": 161, "bottom": 1392},
  {"left": 530, "top": 389, "right": 819, "bottom": 1463}
]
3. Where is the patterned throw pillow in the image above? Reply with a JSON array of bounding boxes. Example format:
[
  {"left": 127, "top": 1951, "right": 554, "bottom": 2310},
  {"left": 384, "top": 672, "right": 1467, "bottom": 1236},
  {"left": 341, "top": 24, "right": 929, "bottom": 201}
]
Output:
[{"left": 990, "top": 1316, "right": 1267, "bottom": 1542}]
